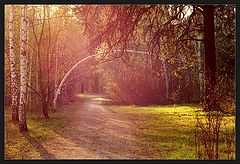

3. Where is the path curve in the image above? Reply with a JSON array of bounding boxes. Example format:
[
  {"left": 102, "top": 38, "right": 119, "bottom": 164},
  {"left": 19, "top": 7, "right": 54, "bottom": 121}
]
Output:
[{"left": 50, "top": 94, "right": 155, "bottom": 159}]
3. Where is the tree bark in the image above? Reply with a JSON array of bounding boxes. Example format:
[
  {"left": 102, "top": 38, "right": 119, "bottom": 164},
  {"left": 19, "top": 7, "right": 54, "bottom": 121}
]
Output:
[
  {"left": 195, "top": 40, "right": 204, "bottom": 99},
  {"left": 163, "top": 59, "right": 170, "bottom": 99},
  {"left": 9, "top": 5, "right": 19, "bottom": 122},
  {"left": 81, "top": 83, "right": 85, "bottom": 93},
  {"left": 53, "top": 43, "right": 59, "bottom": 112},
  {"left": 42, "top": 99, "right": 49, "bottom": 119},
  {"left": 26, "top": 52, "right": 33, "bottom": 111},
  {"left": 203, "top": 5, "right": 218, "bottom": 112},
  {"left": 19, "top": 5, "right": 28, "bottom": 131},
  {"left": 94, "top": 73, "right": 99, "bottom": 93}
]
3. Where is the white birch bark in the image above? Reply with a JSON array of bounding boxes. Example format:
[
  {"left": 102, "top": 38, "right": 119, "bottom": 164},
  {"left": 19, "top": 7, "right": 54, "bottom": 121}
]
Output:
[
  {"left": 9, "top": 5, "right": 19, "bottom": 121},
  {"left": 19, "top": 5, "right": 28, "bottom": 131}
]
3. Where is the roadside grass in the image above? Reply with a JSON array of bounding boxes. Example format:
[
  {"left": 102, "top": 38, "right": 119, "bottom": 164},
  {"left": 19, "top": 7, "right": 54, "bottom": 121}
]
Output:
[
  {"left": 103, "top": 104, "right": 235, "bottom": 159},
  {"left": 4, "top": 97, "right": 235, "bottom": 160},
  {"left": 4, "top": 109, "right": 67, "bottom": 160}
]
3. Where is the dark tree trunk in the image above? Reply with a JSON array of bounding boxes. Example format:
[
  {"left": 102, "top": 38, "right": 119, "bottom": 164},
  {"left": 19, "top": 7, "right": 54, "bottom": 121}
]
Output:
[
  {"left": 203, "top": 5, "right": 219, "bottom": 112},
  {"left": 94, "top": 74, "right": 99, "bottom": 93},
  {"left": 81, "top": 83, "right": 85, "bottom": 93},
  {"left": 42, "top": 98, "right": 49, "bottom": 119}
]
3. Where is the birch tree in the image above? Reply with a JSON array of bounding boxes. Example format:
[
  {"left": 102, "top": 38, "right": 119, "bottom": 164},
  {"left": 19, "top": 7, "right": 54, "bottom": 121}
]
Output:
[
  {"left": 19, "top": 5, "right": 28, "bottom": 131},
  {"left": 9, "top": 5, "right": 19, "bottom": 122}
]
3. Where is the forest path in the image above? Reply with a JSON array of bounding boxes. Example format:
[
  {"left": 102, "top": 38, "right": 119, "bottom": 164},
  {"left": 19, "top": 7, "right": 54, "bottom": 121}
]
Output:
[{"left": 50, "top": 94, "right": 155, "bottom": 159}]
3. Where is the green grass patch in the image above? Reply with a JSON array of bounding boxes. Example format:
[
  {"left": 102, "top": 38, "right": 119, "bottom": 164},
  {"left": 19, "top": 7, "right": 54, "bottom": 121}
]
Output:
[
  {"left": 104, "top": 104, "right": 202, "bottom": 115},
  {"left": 104, "top": 103, "right": 235, "bottom": 159}
]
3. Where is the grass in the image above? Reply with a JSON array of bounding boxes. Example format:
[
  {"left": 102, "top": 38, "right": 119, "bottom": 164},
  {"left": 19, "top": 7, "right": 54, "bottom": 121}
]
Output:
[
  {"left": 4, "top": 109, "right": 67, "bottom": 160},
  {"left": 4, "top": 99, "right": 235, "bottom": 160},
  {"left": 103, "top": 104, "right": 235, "bottom": 159}
]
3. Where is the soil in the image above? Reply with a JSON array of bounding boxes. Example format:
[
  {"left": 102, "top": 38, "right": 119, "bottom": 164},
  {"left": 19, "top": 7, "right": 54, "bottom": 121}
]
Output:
[{"left": 48, "top": 94, "right": 157, "bottom": 160}]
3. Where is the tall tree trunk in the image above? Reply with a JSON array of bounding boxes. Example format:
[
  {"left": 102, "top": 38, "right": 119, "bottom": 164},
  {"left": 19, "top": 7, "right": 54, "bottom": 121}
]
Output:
[
  {"left": 26, "top": 52, "right": 33, "bottom": 111},
  {"left": 94, "top": 73, "right": 99, "bottom": 93},
  {"left": 81, "top": 83, "right": 85, "bottom": 93},
  {"left": 9, "top": 5, "right": 19, "bottom": 122},
  {"left": 163, "top": 60, "right": 169, "bottom": 99},
  {"left": 35, "top": 52, "right": 40, "bottom": 112},
  {"left": 53, "top": 43, "right": 59, "bottom": 112},
  {"left": 19, "top": 5, "right": 28, "bottom": 131},
  {"left": 45, "top": 6, "right": 51, "bottom": 116},
  {"left": 42, "top": 99, "right": 49, "bottom": 119},
  {"left": 195, "top": 40, "right": 203, "bottom": 99},
  {"left": 203, "top": 5, "right": 218, "bottom": 112}
]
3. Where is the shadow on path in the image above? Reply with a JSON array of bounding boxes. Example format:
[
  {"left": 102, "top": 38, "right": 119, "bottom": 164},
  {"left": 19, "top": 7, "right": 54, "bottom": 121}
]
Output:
[{"left": 21, "top": 131, "right": 55, "bottom": 159}]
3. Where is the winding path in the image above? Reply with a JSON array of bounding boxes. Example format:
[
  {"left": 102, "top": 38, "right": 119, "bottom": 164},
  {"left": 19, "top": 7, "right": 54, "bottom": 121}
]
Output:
[{"left": 48, "top": 94, "right": 155, "bottom": 159}]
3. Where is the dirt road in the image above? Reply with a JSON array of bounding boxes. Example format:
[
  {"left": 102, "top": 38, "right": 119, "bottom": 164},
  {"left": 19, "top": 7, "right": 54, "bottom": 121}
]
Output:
[{"left": 49, "top": 94, "right": 156, "bottom": 159}]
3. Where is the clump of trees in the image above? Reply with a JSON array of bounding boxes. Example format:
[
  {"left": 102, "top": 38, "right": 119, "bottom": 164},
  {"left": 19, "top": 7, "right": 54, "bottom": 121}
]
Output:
[
  {"left": 72, "top": 5, "right": 236, "bottom": 159},
  {"left": 5, "top": 5, "right": 235, "bottom": 153},
  {"left": 73, "top": 5, "right": 235, "bottom": 110},
  {"left": 5, "top": 5, "right": 96, "bottom": 130}
]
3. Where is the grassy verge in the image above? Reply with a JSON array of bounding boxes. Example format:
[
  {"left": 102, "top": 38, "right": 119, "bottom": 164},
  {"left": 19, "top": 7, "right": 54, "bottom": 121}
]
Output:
[
  {"left": 4, "top": 109, "right": 67, "bottom": 160},
  {"left": 103, "top": 104, "right": 235, "bottom": 159},
  {"left": 4, "top": 99, "right": 235, "bottom": 160}
]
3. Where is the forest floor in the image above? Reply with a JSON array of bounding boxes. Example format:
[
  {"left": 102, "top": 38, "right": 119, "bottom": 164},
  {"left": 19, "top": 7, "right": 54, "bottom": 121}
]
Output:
[{"left": 4, "top": 94, "right": 235, "bottom": 160}]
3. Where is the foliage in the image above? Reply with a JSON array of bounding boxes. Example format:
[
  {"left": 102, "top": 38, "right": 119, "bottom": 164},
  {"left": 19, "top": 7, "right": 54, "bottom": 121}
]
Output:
[{"left": 73, "top": 4, "right": 235, "bottom": 106}]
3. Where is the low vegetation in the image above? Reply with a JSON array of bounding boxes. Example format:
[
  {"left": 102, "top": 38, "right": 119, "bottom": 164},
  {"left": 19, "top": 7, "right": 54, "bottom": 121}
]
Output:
[
  {"left": 5, "top": 102, "right": 235, "bottom": 159},
  {"left": 4, "top": 109, "right": 67, "bottom": 159},
  {"left": 104, "top": 104, "right": 235, "bottom": 159}
]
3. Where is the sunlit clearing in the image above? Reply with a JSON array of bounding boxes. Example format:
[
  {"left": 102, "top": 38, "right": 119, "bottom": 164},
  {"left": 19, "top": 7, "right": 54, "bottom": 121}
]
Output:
[
  {"left": 76, "top": 93, "right": 96, "bottom": 98},
  {"left": 92, "top": 97, "right": 112, "bottom": 101}
]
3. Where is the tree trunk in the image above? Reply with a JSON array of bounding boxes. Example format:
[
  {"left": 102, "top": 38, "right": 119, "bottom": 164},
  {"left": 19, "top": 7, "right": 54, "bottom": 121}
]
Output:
[
  {"left": 94, "top": 73, "right": 99, "bottom": 93},
  {"left": 203, "top": 5, "right": 218, "bottom": 112},
  {"left": 26, "top": 52, "right": 33, "bottom": 111},
  {"left": 81, "top": 83, "right": 85, "bottom": 93},
  {"left": 53, "top": 44, "right": 59, "bottom": 112},
  {"left": 42, "top": 98, "right": 49, "bottom": 119},
  {"left": 9, "top": 5, "right": 19, "bottom": 122},
  {"left": 163, "top": 60, "right": 169, "bottom": 99},
  {"left": 46, "top": 6, "right": 51, "bottom": 115},
  {"left": 195, "top": 40, "right": 203, "bottom": 99},
  {"left": 19, "top": 5, "right": 28, "bottom": 131}
]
